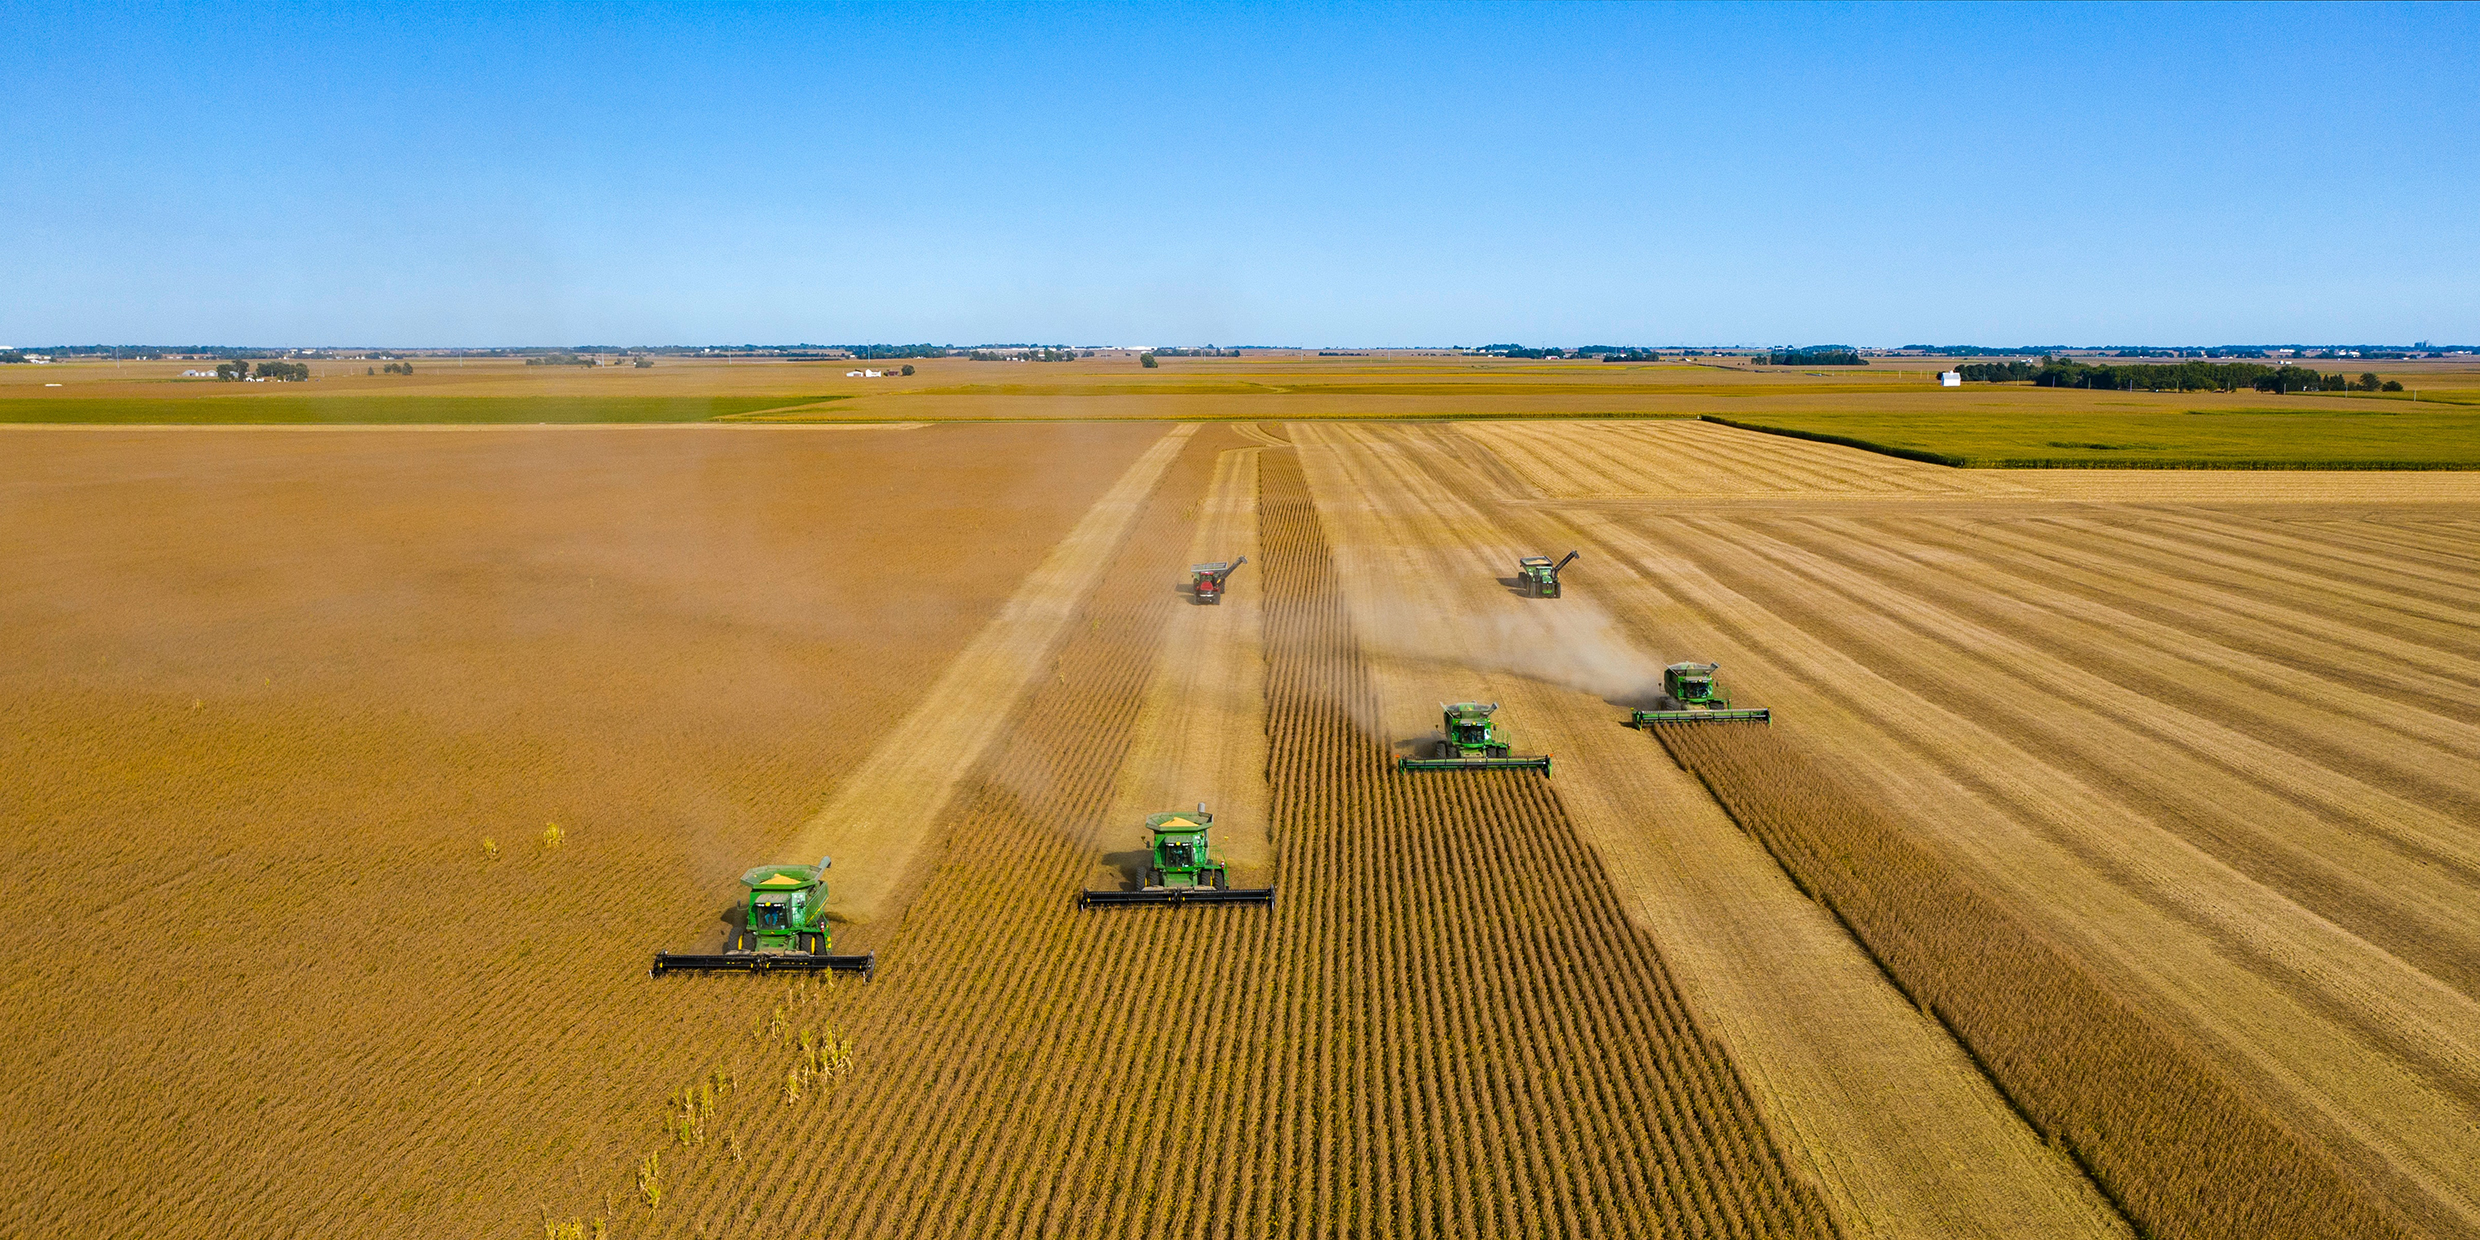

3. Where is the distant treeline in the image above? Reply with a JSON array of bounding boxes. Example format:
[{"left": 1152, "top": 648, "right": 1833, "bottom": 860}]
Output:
[
  {"left": 967, "top": 348, "right": 1090, "bottom": 362},
  {"left": 1761, "top": 349, "right": 1866, "bottom": 367},
  {"left": 1962, "top": 358, "right": 2403, "bottom": 392},
  {"left": 1151, "top": 347, "right": 1242, "bottom": 357},
  {"left": 846, "top": 344, "right": 948, "bottom": 360},
  {"left": 1912, "top": 344, "right": 2456, "bottom": 359},
  {"left": 213, "top": 360, "right": 309, "bottom": 381}
]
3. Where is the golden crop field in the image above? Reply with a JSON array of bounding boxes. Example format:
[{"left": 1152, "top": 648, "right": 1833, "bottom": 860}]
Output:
[{"left": 3, "top": 377, "right": 2476, "bottom": 1237}]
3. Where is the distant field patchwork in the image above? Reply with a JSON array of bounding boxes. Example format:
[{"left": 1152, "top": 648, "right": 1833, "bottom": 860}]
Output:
[{"left": 1705, "top": 401, "right": 2480, "bottom": 468}]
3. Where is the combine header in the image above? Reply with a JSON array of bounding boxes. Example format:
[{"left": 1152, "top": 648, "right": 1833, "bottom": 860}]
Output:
[
  {"left": 1081, "top": 806, "right": 1275, "bottom": 907},
  {"left": 1399, "top": 702, "right": 1554, "bottom": 774},
  {"left": 1630, "top": 662, "right": 1771, "bottom": 726},
  {"left": 651, "top": 858, "right": 877, "bottom": 978},
  {"left": 1191, "top": 557, "right": 1247, "bottom": 604},
  {"left": 1516, "top": 551, "right": 1580, "bottom": 598}
]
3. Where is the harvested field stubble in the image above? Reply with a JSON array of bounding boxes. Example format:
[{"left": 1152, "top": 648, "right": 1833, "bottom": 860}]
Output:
[
  {"left": 1653, "top": 722, "right": 2407, "bottom": 1240},
  {"left": 0, "top": 423, "right": 1166, "bottom": 1237},
  {"left": 614, "top": 440, "right": 1836, "bottom": 1237},
  {"left": 1251, "top": 449, "right": 1836, "bottom": 1236}
]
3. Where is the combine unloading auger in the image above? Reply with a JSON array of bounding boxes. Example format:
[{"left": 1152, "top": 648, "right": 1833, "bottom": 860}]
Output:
[
  {"left": 1079, "top": 806, "right": 1276, "bottom": 908},
  {"left": 1629, "top": 662, "right": 1771, "bottom": 726},
  {"left": 651, "top": 858, "right": 877, "bottom": 978},
  {"left": 1398, "top": 702, "right": 1554, "bottom": 774}
]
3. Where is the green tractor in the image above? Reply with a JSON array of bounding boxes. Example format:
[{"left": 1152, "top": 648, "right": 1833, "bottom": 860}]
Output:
[
  {"left": 1399, "top": 702, "right": 1553, "bottom": 774},
  {"left": 1516, "top": 551, "right": 1580, "bottom": 598},
  {"left": 1629, "top": 661, "right": 1771, "bottom": 726},
  {"left": 651, "top": 857, "right": 877, "bottom": 978},
  {"left": 1080, "top": 805, "right": 1276, "bottom": 907}
]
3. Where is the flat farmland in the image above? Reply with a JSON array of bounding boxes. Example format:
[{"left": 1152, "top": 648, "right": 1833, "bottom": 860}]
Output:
[
  {"left": 11, "top": 351, "right": 2477, "bottom": 437},
  {"left": 0, "top": 421, "right": 1166, "bottom": 1235},
  {"left": 6, "top": 399, "right": 2478, "bottom": 1239},
  {"left": 1352, "top": 418, "right": 2480, "bottom": 1236}
]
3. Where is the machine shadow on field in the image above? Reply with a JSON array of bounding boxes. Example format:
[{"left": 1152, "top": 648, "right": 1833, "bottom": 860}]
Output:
[
  {"left": 1100, "top": 848, "right": 1154, "bottom": 890},
  {"left": 1494, "top": 575, "right": 1532, "bottom": 597},
  {"left": 711, "top": 902, "right": 749, "bottom": 950}
]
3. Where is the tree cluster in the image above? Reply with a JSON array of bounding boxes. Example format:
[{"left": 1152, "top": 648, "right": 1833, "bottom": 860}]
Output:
[
  {"left": 226, "top": 361, "right": 309, "bottom": 381},
  {"left": 0, "top": 351, "right": 27, "bottom": 364},
  {"left": 1761, "top": 349, "right": 1866, "bottom": 366},
  {"left": 525, "top": 353, "right": 597, "bottom": 367},
  {"left": 1140, "top": 353, "right": 1159, "bottom": 368},
  {"left": 379, "top": 362, "right": 415, "bottom": 375},
  {"left": 846, "top": 344, "right": 947, "bottom": 360},
  {"left": 1970, "top": 358, "right": 2404, "bottom": 393}
]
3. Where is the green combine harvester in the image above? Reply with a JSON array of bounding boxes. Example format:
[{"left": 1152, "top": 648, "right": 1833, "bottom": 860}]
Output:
[
  {"left": 1080, "top": 805, "right": 1275, "bottom": 907},
  {"left": 1399, "top": 702, "right": 1553, "bottom": 774},
  {"left": 651, "top": 858, "right": 877, "bottom": 978},
  {"left": 1516, "top": 551, "right": 1580, "bottom": 598},
  {"left": 1629, "top": 662, "right": 1771, "bottom": 726}
]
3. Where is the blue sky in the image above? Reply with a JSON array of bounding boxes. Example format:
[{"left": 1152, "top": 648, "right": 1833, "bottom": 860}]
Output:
[{"left": 3, "top": 2, "right": 2473, "bottom": 347}]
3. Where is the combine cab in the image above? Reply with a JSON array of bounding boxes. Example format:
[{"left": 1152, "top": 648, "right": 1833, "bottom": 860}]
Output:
[
  {"left": 1399, "top": 702, "right": 1553, "bottom": 774},
  {"left": 1516, "top": 551, "right": 1579, "bottom": 598},
  {"left": 651, "top": 858, "right": 877, "bottom": 978},
  {"left": 1630, "top": 662, "right": 1771, "bottom": 726},
  {"left": 1081, "top": 806, "right": 1275, "bottom": 907},
  {"left": 1191, "top": 557, "right": 1247, "bottom": 604}
]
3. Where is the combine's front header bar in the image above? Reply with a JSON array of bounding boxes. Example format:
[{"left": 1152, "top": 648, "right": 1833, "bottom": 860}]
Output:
[
  {"left": 1398, "top": 752, "right": 1554, "bottom": 774},
  {"left": 1630, "top": 707, "right": 1771, "bottom": 726},
  {"left": 1078, "top": 886, "right": 1276, "bottom": 909},
  {"left": 650, "top": 950, "right": 876, "bottom": 979}
]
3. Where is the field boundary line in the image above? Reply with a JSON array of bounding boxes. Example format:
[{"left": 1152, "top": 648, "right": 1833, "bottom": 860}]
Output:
[
  {"left": 788, "top": 422, "right": 1200, "bottom": 923},
  {"left": 1704, "top": 414, "right": 2480, "bottom": 471}
]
